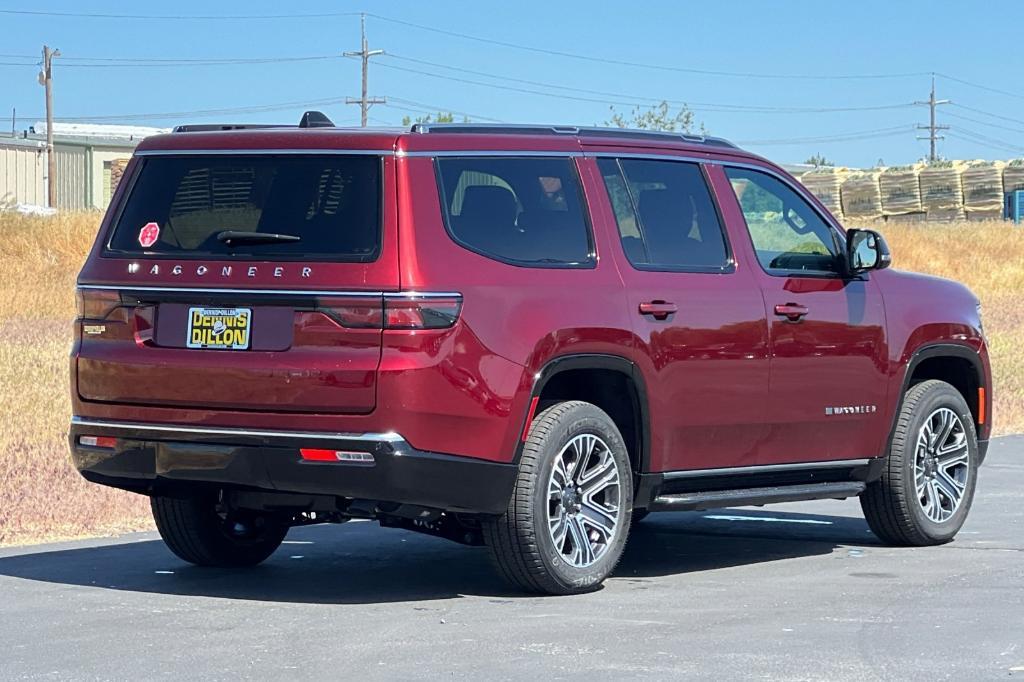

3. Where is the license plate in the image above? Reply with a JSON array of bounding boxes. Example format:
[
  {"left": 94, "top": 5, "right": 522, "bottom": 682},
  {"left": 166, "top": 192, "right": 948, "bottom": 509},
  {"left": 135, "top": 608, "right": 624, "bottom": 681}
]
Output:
[{"left": 186, "top": 307, "right": 252, "bottom": 350}]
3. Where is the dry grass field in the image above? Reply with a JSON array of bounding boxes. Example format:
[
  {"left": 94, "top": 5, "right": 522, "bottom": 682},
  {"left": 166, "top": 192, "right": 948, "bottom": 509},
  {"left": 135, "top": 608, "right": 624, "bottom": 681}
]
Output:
[{"left": 0, "top": 212, "right": 1022, "bottom": 546}]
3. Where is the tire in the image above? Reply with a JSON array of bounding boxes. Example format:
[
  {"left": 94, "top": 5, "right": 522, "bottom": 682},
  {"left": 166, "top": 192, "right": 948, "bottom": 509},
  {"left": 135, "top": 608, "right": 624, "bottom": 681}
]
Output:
[
  {"left": 151, "top": 493, "right": 288, "bottom": 567},
  {"left": 861, "top": 379, "right": 979, "bottom": 546},
  {"left": 482, "top": 401, "right": 633, "bottom": 595}
]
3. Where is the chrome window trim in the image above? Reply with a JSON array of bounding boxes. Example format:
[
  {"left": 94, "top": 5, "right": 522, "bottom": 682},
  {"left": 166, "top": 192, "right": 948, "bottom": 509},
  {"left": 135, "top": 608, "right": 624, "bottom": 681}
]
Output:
[
  {"left": 133, "top": 148, "right": 396, "bottom": 157},
  {"left": 70, "top": 416, "right": 406, "bottom": 443},
  {"left": 662, "top": 458, "right": 873, "bottom": 480},
  {"left": 76, "top": 284, "right": 461, "bottom": 299}
]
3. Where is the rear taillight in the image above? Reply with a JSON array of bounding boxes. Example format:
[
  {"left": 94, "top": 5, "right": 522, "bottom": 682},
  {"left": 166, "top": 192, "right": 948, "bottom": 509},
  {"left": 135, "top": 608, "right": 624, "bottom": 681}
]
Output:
[
  {"left": 75, "top": 288, "right": 121, "bottom": 320},
  {"left": 384, "top": 294, "right": 462, "bottom": 330},
  {"left": 317, "top": 296, "right": 385, "bottom": 329},
  {"left": 318, "top": 293, "right": 462, "bottom": 330}
]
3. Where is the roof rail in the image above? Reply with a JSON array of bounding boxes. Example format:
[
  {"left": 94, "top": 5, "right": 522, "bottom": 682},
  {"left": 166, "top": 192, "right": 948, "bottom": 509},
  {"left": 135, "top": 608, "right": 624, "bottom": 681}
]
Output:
[
  {"left": 172, "top": 123, "right": 292, "bottom": 133},
  {"left": 409, "top": 122, "right": 738, "bottom": 149},
  {"left": 174, "top": 111, "right": 335, "bottom": 134}
]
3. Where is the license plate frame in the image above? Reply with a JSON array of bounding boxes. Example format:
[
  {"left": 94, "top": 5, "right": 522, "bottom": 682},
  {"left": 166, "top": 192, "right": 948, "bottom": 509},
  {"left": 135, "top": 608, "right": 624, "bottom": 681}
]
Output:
[{"left": 186, "top": 306, "right": 252, "bottom": 350}]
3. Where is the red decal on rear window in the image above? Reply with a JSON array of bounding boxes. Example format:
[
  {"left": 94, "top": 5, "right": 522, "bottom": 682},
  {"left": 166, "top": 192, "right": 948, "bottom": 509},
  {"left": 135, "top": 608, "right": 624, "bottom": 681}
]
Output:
[{"left": 138, "top": 222, "right": 160, "bottom": 248}]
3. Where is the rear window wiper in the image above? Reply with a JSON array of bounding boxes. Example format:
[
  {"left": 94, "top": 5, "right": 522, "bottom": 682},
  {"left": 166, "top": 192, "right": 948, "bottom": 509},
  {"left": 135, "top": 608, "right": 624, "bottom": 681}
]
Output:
[{"left": 216, "top": 230, "right": 301, "bottom": 246}]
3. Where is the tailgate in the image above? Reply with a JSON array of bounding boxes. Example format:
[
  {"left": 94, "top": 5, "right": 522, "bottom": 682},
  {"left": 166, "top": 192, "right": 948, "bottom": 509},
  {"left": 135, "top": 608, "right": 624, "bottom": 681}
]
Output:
[
  {"left": 74, "top": 150, "right": 399, "bottom": 415},
  {"left": 75, "top": 288, "right": 384, "bottom": 414}
]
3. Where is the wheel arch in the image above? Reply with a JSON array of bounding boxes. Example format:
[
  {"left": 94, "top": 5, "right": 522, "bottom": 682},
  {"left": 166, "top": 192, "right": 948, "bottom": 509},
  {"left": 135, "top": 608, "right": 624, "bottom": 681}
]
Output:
[
  {"left": 516, "top": 354, "right": 651, "bottom": 476},
  {"left": 891, "top": 343, "right": 987, "bottom": 458}
]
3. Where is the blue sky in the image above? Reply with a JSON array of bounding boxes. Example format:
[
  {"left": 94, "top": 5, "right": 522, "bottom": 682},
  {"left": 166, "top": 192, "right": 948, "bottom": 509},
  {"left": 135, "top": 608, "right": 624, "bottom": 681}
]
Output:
[{"left": 2, "top": 1, "right": 1023, "bottom": 167}]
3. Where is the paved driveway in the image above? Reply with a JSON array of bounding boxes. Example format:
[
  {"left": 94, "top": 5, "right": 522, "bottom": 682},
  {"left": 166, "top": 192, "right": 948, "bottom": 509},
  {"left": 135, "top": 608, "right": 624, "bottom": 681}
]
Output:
[{"left": 2, "top": 436, "right": 1022, "bottom": 680}]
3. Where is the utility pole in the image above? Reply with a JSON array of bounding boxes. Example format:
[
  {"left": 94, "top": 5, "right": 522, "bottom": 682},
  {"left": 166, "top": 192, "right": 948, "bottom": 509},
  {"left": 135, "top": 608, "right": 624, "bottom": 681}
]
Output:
[
  {"left": 40, "top": 45, "right": 60, "bottom": 208},
  {"left": 344, "top": 14, "right": 385, "bottom": 126},
  {"left": 915, "top": 75, "right": 950, "bottom": 163}
]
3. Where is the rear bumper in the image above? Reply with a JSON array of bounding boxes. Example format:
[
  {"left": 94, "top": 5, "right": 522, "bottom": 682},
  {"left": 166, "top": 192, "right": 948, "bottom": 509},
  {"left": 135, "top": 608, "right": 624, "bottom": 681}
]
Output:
[{"left": 69, "top": 417, "right": 516, "bottom": 515}]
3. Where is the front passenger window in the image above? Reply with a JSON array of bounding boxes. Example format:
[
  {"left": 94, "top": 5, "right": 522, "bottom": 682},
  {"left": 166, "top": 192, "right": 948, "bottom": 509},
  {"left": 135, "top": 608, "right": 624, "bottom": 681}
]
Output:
[{"left": 725, "top": 167, "right": 842, "bottom": 275}]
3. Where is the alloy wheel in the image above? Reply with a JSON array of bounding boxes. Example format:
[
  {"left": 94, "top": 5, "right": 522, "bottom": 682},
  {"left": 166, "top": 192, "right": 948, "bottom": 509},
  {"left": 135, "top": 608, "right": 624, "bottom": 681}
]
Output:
[
  {"left": 914, "top": 407, "right": 970, "bottom": 523},
  {"left": 546, "top": 433, "right": 622, "bottom": 568}
]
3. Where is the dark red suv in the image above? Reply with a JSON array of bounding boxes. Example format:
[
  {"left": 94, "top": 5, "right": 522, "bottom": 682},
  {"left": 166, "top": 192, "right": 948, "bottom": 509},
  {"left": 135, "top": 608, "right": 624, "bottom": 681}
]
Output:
[{"left": 70, "top": 117, "right": 992, "bottom": 594}]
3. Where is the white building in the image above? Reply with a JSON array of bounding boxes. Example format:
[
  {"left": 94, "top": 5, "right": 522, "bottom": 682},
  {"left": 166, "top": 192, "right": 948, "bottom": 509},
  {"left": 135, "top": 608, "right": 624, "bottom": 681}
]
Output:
[{"left": 0, "top": 123, "right": 168, "bottom": 211}]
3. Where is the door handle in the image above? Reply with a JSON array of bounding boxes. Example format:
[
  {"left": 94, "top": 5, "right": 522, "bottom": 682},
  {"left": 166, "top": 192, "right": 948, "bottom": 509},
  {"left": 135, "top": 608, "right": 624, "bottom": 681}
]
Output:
[
  {"left": 639, "top": 301, "right": 677, "bottom": 321},
  {"left": 774, "top": 303, "right": 809, "bottom": 322}
]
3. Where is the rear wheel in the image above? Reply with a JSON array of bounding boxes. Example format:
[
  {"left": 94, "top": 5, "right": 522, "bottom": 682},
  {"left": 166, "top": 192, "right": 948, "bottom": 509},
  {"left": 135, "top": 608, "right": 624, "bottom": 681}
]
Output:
[
  {"left": 861, "top": 380, "right": 978, "bottom": 546},
  {"left": 482, "top": 401, "right": 633, "bottom": 595},
  {"left": 151, "top": 492, "right": 288, "bottom": 567}
]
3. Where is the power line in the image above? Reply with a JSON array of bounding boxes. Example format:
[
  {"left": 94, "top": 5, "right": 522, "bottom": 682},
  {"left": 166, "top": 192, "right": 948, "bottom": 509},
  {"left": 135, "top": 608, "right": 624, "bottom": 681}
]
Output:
[
  {"left": 949, "top": 103, "right": 1024, "bottom": 127},
  {"left": 385, "top": 97, "right": 503, "bottom": 123},
  {"left": 376, "top": 60, "right": 921, "bottom": 114},
  {"left": 384, "top": 54, "right": 917, "bottom": 114},
  {"left": 948, "top": 127, "right": 1024, "bottom": 154},
  {"left": 737, "top": 125, "right": 916, "bottom": 146},
  {"left": 946, "top": 132, "right": 1024, "bottom": 156},
  {"left": 943, "top": 111, "right": 1024, "bottom": 135},
  {"left": 935, "top": 72, "right": 1024, "bottom": 102},
  {"left": 368, "top": 14, "right": 927, "bottom": 81},
  {"left": 0, "top": 8, "right": 360, "bottom": 20},
  {"left": 14, "top": 96, "right": 350, "bottom": 123}
]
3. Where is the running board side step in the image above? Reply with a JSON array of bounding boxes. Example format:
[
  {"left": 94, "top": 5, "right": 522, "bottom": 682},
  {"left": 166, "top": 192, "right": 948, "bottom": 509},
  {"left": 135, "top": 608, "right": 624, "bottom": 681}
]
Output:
[{"left": 648, "top": 481, "right": 867, "bottom": 512}]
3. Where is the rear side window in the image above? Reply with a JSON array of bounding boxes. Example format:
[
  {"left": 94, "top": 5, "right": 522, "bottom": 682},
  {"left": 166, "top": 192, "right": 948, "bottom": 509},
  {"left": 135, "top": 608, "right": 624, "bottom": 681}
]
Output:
[
  {"left": 107, "top": 155, "right": 381, "bottom": 261},
  {"left": 598, "top": 158, "right": 730, "bottom": 271},
  {"left": 435, "top": 157, "right": 593, "bottom": 267}
]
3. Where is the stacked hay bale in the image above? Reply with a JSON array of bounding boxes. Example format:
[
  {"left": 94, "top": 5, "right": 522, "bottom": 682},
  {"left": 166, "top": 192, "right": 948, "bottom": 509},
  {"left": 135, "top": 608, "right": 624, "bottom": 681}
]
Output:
[
  {"left": 109, "top": 158, "right": 131, "bottom": 197},
  {"left": 840, "top": 170, "right": 884, "bottom": 221},
  {"left": 961, "top": 160, "right": 1006, "bottom": 221},
  {"left": 1004, "top": 159, "right": 1024, "bottom": 194},
  {"left": 879, "top": 164, "right": 924, "bottom": 220},
  {"left": 918, "top": 161, "right": 965, "bottom": 221},
  {"left": 799, "top": 167, "right": 847, "bottom": 221}
]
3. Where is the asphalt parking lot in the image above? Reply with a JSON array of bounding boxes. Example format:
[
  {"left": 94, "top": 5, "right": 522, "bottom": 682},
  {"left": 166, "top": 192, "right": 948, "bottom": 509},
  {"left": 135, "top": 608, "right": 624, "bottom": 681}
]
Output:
[{"left": 2, "top": 436, "right": 1021, "bottom": 681}]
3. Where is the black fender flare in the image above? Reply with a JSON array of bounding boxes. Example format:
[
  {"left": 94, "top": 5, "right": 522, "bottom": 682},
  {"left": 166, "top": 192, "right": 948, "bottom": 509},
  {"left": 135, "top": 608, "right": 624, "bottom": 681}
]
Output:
[
  {"left": 513, "top": 353, "right": 652, "bottom": 474},
  {"left": 886, "top": 342, "right": 987, "bottom": 459}
]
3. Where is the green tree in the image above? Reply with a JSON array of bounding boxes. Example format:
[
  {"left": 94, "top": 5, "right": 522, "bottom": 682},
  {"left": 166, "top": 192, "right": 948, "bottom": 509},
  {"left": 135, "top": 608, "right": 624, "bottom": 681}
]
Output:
[
  {"left": 604, "top": 101, "right": 705, "bottom": 134},
  {"left": 805, "top": 153, "right": 834, "bottom": 168},
  {"left": 401, "top": 111, "right": 465, "bottom": 126}
]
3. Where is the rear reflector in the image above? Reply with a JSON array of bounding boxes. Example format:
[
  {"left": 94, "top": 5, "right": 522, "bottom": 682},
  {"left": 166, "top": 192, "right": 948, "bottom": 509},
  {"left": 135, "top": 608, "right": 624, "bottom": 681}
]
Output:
[
  {"left": 978, "top": 387, "right": 986, "bottom": 425},
  {"left": 79, "top": 435, "right": 117, "bottom": 449},
  {"left": 521, "top": 396, "right": 541, "bottom": 442},
  {"left": 300, "top": 448, "right": 375, "bottom": 465}
]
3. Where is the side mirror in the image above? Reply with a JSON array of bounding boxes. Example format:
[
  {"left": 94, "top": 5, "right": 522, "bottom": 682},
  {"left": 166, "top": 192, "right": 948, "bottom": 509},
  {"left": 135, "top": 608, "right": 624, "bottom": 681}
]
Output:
[{"left": 847, "top": 228, "right": 891, "bottom": 274}]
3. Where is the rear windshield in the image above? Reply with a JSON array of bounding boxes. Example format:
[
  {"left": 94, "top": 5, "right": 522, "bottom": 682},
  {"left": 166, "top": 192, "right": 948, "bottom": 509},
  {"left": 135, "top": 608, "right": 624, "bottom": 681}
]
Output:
[{"left": 107, "top": 155, "right": 381, "bottom": 260}]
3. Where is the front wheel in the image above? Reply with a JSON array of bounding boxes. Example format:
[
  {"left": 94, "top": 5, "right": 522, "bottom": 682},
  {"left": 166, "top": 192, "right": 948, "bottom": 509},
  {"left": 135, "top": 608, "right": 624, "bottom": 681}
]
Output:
[
  {"left": 861, "top": 380, "right": 979, "bottom": 546},
  {"left": 483, "top": 401, "right": 633, "bottom": 595},
  {"left": 151, "top": 492, "right": 289, "bottom": 567}
]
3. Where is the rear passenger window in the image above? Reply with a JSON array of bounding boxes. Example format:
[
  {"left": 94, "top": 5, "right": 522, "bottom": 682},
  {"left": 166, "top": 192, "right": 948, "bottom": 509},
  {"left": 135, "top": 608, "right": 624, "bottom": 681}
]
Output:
[
  {"left": 435, "top": 157, "right": 593, "bottom": 267},
  {"left": 598, "top": 158, "right": 729, "bottom": 271}
]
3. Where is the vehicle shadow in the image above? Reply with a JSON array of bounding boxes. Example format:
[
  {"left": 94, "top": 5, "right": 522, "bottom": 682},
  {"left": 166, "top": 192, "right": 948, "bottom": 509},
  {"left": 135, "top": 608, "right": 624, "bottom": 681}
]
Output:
[{"left": 0, "top": 509, "right": 880, "bottom": 605}]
